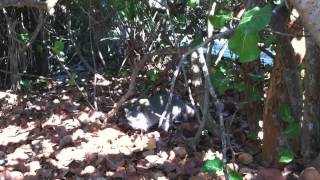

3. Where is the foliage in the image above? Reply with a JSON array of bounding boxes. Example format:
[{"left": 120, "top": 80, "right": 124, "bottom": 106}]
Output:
[
  {"left": 229, "top": 4, "right": 272, "bottom": 62},
  {"left": 202, "top": 158, "right": 224, "bottom": 173},
  {"left": 188, "top": 0, "right": 200, "bottom": 8},
  {"left": 19, "top": 80, "right": 32, "bottom": 92},
  {"left": 208, "top": 11, "right": 233, "bottom": 29},
  {"left": 17, "top": 33, "right": 30, "bottom": 44},
  {"left": 228, "top": 171, "right": 243, "bottom": 180},
  {"left": 278, "top": 147, "right": 294, "bottom": 163},
  {"left": 147, "top": 68, "right": 159, "bottom": 82}
]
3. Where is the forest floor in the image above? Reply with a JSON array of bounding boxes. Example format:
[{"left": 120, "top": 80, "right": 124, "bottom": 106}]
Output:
[{"left": 0, "top": 75, "right": 306, "bottom": 179}]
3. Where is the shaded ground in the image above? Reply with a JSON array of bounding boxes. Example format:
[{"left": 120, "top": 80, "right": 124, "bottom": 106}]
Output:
[
  {"left": 0, "top": 76, "right": 307, "bottom": 179},
  {"left": 0, "top": 77, "right": 214, "bottom": 179}
]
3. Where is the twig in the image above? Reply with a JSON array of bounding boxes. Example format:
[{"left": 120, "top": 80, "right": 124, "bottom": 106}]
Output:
[
  {"left": 198, "top": 48, "right": 229, "bottom": 179},
  {"left": 157, "top": 5, "right": 234, "bottom": 129}
]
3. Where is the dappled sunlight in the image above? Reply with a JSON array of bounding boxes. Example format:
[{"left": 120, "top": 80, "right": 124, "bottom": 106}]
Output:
[
  {"left": 0, "top": 80, "right": 213, "bottom": 179},
  {"left": 0, "top": 124, "right": 35, "bottom": 146}
]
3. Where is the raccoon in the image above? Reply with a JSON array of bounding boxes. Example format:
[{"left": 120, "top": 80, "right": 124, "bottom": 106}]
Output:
[{"left": 124, "top": 93, "right": 195, "bottom": 131}]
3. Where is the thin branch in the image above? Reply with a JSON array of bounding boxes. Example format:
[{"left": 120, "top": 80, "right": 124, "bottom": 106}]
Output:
[
  {"left": 158, "top": 29, "right": 233, "bottom": 130},
  {"left": 199, "top": 47, "right": 229, "bottom": 179}
]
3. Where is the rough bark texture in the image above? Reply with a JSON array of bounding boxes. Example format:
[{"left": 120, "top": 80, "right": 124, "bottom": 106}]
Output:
[
  {"left": 262, "top": 6, "right": 303, "bottom": 163},
  {"left": 301, "top": 37, "right": 320, "bottom": 160},
  {"left": 261, "top": 46, "right": 285, "bottom": 163},
  {"left": 288, "top": 0, "right": 320, "bottom": 48}
]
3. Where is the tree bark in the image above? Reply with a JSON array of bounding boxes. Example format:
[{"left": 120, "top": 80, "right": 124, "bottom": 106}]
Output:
[
  {"left": 301, "top": 36, "right": 320, "bottom": 160},
  {"left": 262, "top": 6, "right": 303, "bottom": 163},
  {"left": 288, "top": 0, "right": 320, "bottom": 48}
]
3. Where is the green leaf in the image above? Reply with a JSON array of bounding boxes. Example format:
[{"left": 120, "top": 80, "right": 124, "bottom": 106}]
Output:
[
  {"left": 53, "top": 41, "right": 64, "bottom": 52},
  {"left": 239, "top": 4, "right": 272, "bottom": 32},
  {"left": 52, "top": 40, "right": 65, "bottom": 57},
  {"left": 202, "top": 158, "right": 224, "bottom": 173},
  {"left": 19, "top": 80, "right": 32, "bottom": 91},
  {"left": 188, "top": 0, "right": 199, "bottom": 7},
  {"left": 278, "top": 147, "right": 294, "bottom": 163},
  {"left": 229, "top": 4, "right": 272, "bottom": 62},
  {"left": 208, "top": 13, "right": 233, "bottom": 28},
  {"left": 147, "top": 69, "right": 158, "bottom": 82},
  {"left": 229, "top": 28, "right": 260, "bottom": 62},
  {"left": 278, "top": 104, "right": 295, "bottom": 123},
  {"left": 228, "top": 171, "right": 243, "bottom": 180},
  {"left": 284, "top": 121, "right": 301, "bottom": 138},
  {"left": 18, "top": 33, "right": 30, "bottom": 43}
]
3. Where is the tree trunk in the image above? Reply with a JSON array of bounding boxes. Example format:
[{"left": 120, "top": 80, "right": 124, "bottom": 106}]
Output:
[
  {"left": 262, "top": 6, "right": 303, "bottom": 163},
  {"left": 301, "top": 36, "right": 320, "bottom": 161},
  {"left": 288, "top": 0, "right": 320, "bottom": 48}
]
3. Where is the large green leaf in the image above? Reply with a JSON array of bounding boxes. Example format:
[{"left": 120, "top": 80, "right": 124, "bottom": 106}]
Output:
[
  {"left": 278, "top": 147, "right": 294, "bottom": 163},
  {"left": 239, "top": 4, "right": 272, "bottom": 31},
  {"left": 228, "top": 4, "right": 272, "bottom": 62},
  {"left": 202, "top": 158, "right": 224, "bottom": 173},
  {"left": 228, "top": 28, "right": 260, "bottom": 62}
]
